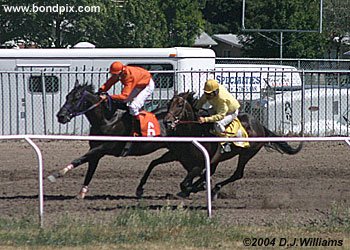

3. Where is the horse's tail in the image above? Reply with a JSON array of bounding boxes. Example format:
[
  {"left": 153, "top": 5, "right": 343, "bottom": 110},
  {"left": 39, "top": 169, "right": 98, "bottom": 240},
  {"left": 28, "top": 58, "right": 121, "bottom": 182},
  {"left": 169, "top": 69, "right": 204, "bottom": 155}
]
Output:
[{"left": 263, "top": 127, "right": 303, "bottom": 155}]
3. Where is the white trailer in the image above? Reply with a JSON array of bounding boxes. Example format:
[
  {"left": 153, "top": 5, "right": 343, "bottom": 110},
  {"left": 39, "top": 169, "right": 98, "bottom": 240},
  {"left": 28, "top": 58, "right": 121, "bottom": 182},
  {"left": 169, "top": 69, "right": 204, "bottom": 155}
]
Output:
[{"left": 0, "top": 47, "right": 216, "bottom": 135}]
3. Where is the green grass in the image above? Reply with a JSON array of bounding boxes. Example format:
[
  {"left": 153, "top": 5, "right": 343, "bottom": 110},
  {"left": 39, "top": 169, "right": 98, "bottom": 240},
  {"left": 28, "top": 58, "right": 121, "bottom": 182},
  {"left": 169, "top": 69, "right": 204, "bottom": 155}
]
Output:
[
  {"left": 0, "top": 206, "right": 246, "bottom": 249},
  {"left": 0, "top": 205, "right": 349, "bottom": 249}
]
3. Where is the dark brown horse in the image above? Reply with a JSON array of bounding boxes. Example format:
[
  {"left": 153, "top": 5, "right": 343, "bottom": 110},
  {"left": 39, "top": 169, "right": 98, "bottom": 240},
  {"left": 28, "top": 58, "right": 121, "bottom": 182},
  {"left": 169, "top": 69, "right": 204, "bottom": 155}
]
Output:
[
  {"left": 160, "top": 91, "right": 302, "bottom": 198},
  {"left": 48, "top": 82, "right": 179, "bottom": 198}
]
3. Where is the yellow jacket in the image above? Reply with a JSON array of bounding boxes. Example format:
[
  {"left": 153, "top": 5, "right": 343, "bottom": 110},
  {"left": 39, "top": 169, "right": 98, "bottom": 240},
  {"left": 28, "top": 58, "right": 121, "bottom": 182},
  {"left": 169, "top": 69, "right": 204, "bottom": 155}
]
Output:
[{"left": 196, "top": 85, "right": 240, "bottom": 123}]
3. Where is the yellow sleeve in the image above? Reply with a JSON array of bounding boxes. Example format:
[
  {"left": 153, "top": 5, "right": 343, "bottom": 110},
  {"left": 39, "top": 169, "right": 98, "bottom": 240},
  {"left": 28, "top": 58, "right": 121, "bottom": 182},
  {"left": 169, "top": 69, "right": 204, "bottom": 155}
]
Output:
[
  {"left": 194, "top": 95, "right": 207, "bottom": 109},
  {"left": 204, "top": 101, "right": 228, "bottom": 123}
]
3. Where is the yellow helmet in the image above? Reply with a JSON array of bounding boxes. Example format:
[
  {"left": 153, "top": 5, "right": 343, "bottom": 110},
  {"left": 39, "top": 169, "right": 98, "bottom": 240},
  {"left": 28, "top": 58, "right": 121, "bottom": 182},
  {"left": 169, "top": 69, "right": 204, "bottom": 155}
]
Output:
[{"left": 204, "top": 79, "right": 219, "bottom": 93}]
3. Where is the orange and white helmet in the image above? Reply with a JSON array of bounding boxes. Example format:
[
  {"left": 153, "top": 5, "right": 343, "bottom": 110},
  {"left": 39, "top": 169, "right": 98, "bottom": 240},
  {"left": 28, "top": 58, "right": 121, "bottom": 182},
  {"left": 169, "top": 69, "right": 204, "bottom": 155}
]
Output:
[{"left": 109, "top": 61, "right": 124, "bottom": 74}]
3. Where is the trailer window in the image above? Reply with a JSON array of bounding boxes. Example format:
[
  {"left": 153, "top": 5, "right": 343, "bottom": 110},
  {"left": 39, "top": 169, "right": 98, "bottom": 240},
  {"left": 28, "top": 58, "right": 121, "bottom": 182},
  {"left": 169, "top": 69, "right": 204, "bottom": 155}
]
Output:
[
  {"left": 29, "top": 76, "right": 59, "bottom": 93},
  {"left": 127, "top": 64, "right": 174, "bottom": 88}
]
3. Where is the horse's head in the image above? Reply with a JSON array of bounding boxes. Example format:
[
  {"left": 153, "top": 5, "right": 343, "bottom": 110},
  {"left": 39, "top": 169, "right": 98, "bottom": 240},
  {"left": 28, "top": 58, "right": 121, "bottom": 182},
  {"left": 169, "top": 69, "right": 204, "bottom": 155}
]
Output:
[
  {"left": 164, "top": 91, "right": 197, "bottom": 130},
  {"left": 57, "top": 82, "right": 99, "bottom": 124}
]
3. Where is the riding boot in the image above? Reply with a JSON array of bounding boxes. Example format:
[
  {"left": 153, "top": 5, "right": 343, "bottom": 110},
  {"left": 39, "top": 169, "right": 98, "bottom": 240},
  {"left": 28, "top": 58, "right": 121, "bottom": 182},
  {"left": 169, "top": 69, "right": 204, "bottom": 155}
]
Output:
[
  {"left": 121, "top": 115, "right": 140, "bottom": 157},
  {"left": 132, "top": 115, "right": 141, "bottom": 136}
]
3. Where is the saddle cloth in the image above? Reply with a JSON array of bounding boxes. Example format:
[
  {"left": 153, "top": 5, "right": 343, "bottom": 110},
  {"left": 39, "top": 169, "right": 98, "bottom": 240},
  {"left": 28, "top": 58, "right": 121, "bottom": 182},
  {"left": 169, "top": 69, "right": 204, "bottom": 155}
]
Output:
[
  {"left": 224, "top": 118, "right": 250, "bottom": 148},
  {"left": 138, "top": 111, "right": 161, "bottom": 137}
]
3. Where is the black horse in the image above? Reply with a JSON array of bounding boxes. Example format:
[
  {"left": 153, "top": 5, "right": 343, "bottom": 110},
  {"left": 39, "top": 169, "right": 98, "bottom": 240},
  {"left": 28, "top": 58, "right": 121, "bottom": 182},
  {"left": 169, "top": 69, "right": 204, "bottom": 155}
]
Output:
[
  {"left": 158, "top": 91, "right": 303, "bottom": 198},
  {"left": 48, "top": 82, "right": 179, "bottom": 198}
]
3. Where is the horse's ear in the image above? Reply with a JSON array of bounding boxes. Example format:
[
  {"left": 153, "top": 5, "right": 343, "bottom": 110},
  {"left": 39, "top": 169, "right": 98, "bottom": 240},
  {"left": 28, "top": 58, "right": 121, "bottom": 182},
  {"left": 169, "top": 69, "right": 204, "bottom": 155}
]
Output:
[
  {"left": 74, "top": 79, "right": 80, "bottom": 88},
  {"left": 183, "top": 91, "right": 190, "bottom": 99},
  {"left": 189, "top": 92, "right": 196, "bottom": 100},
  {"left": 84, "top": 81, "right": 88, "bottom": 86},
  {"left": 174, "top": 90, "right": 178, "bottom": 96}
]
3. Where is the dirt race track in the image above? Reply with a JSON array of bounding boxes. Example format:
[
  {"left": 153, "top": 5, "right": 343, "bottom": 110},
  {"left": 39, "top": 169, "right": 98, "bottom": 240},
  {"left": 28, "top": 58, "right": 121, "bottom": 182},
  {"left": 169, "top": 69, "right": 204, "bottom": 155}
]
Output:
[{"left": 0, "top": 140, "right": 349, "bottom": 226}]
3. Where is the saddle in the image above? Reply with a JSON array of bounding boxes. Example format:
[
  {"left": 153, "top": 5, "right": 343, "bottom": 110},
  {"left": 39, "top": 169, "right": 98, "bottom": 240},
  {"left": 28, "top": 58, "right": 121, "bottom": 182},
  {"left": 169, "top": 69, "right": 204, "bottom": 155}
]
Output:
[
  {"left": 133, "top": 111, "right": 161, "bottom": 137},
  {"left": 223, "top": 118, "right": 250, "bottom": 148},
  {"left": 121, "top": 110, "right": 161, "bottom": 157},
  {"left": 198, "top": 108, "right": 250, "bottom": 149}
]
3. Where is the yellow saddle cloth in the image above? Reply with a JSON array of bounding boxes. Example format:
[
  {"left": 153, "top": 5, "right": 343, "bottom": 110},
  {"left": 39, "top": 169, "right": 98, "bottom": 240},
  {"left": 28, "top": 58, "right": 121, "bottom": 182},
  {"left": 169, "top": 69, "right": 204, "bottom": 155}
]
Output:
[{"left": 223, "top": 118, "right": 250, "bottom": 148}]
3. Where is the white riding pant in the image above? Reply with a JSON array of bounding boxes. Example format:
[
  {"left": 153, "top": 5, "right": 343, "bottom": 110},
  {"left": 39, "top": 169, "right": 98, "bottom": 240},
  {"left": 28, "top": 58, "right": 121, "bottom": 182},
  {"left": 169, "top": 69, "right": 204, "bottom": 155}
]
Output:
[
  {"left": 127, "top": 79, "right": 155, "bottom": 116},
  {"left": 213, "top": 109, "right": 239, "bottom": 133}
]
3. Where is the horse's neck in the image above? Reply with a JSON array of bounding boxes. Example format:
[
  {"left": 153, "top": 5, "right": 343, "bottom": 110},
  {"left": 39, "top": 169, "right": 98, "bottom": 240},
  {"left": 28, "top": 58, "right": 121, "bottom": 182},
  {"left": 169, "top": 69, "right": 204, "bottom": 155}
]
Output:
[
  {"left": 186, "top": 104, "right": 198, "bottom": 121},
  {"left": 88, "top": 107, "right": 131, "bottom": 136},
  {"left": 84, "top": 106, "right": 108, "bottom": 127},
  {"left": 174, "top": 107, "right": 199, "bottom": 136},
  {"left": 178, "top": 105, "right": 211, "bottom": 137}
]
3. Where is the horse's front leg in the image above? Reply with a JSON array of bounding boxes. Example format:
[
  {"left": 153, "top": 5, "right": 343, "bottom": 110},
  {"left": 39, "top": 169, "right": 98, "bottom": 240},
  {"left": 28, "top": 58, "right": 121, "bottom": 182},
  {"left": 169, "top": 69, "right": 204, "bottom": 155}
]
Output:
[
  {"left": 47, "top": 155, "right": 88, "bottom": 182},
  {"left": 47, "top": 144, "right": 106, "bottom": 182},
  {"left": 177, "top": 165, "right": 202, "bottom": 198},
  {"left": 136, "top": 151, "right": 177, "bottom": 198},
  {"left": 187, "top": 162, "right": 220, "bottom": 194},
  {"left": 78, "top": 157, "right": 102, "bottom": 199},
  {"left": 211, "top": 150, "right": 259, "bottom": 200}
]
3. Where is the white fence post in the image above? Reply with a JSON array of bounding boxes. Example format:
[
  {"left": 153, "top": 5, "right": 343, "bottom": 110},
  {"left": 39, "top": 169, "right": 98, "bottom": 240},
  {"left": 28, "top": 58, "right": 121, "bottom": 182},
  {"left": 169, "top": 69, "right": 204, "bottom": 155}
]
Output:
[
  {"left": 192, "top": 140, "right": 212, "bottom": 218},
  {"left": 24, "top": 136, "right": 44, "bottom": 228}
]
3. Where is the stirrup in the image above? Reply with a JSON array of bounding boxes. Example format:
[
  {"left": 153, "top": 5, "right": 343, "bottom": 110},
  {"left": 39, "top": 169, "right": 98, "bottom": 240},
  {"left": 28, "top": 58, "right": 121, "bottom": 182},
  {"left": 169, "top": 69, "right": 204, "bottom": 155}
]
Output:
[
  {"left": 220, "top": 142, "right": 231, "bottom": 153},
  {"left": 132, "top": 131, "right": 140, "bottom": 137},
  {"left": 209, "top": 129, "right": 216, "bottom": 135},
  {"left": 121, "top": 142, "right": 132, "bottom": 156}
]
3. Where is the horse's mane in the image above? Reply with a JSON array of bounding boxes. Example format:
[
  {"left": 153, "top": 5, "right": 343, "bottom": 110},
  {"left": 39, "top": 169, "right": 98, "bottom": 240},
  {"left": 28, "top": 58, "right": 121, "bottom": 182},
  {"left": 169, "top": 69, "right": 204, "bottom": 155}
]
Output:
[
  {"left": 177, "top": 91, "right": 198, "bottom": 109},
  {"left": 74, "top": 83, "right": 95, "bottom": 94},
  {"left": 175, "top": 91, "right": 213, "bottom": 136},
  {"left": 83, "top": 84, "right": 95, "bottom": 93}
]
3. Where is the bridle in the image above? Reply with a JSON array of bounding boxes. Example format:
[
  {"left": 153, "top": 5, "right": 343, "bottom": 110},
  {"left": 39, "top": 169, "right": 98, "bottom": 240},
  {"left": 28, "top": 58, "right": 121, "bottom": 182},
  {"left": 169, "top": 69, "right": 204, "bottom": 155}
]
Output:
[
  {"left": 167, "top": 95, "right": 199, "bottom": 127},
  {"left": 64, "top": 90, "right": 108, "bottom": 118}
]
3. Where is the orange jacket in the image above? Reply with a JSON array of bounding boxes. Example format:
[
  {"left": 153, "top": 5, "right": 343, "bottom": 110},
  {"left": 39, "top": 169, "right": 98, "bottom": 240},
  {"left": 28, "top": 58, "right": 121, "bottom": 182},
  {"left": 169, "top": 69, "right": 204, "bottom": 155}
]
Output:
[{"left": 99, "top": 66, "right": 152, "bottom": 101}]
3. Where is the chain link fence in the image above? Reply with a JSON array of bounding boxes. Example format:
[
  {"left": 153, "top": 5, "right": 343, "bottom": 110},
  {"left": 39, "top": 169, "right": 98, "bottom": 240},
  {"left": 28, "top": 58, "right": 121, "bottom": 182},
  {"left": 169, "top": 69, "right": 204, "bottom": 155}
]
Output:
[
  {"left": 1, "top": 68, "right": 350, "bottom": 136},
  {"left": 216, "top": 58, "right": 350, "bottom": 70}
]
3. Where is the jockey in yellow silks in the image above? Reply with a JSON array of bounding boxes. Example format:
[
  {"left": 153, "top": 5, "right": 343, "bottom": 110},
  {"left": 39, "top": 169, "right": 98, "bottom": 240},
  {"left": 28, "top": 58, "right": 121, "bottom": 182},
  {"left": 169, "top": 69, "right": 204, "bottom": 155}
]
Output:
[
  {"left": 195, "top": 79, "right": 249, "bottom": 152},
  {"left": 195, "top": 79, "right": 240, "bottom": 133}
]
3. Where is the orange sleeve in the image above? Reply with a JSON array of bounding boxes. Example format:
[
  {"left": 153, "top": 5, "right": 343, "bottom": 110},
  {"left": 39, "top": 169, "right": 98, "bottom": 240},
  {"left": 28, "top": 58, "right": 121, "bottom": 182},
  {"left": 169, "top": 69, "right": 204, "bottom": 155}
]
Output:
[
  {"left": 99, "top": 75, "right": 119, "bottom": 92},
  {"left": 111, "top": 77, "right": 134, "bottom": 100}
]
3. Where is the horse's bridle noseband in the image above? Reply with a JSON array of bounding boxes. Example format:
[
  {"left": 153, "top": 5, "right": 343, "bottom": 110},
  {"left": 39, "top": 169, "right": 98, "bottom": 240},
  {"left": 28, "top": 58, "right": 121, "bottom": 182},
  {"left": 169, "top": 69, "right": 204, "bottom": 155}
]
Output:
[
  {"left": 64, "top": 90, "right": 107, "bottom": 118},
  {"left": 166, "top": 96, "right": 199, "bottom": 128}
]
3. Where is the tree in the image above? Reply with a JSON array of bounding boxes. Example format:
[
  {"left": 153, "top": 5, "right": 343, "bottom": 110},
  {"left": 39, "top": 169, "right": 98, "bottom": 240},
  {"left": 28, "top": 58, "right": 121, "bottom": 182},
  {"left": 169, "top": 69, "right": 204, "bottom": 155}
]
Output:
[
  {"left": 0, "top": 0, "right": 36, "bottom": 45},
  {"left": 323, "top": 0, "right": 350, "bottom": 58},
  {"left": 241, "top": 0, "right": 326, "bottom": 58},
  {"left": 0, "top": 0, "right": 109, "bottom": 47},
  {"left": 202, "top": 0, "right": 241, "bottom": 34},
  {"left": 160, "top": 0, "right": 204, "bottom": 47},
  {"left": 116, "top": 0, "right": 168, "bottom": 48}
]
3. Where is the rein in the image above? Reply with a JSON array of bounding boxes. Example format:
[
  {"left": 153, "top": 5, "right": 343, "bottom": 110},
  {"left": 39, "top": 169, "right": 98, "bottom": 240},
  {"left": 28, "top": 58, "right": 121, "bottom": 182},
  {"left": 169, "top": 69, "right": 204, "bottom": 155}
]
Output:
[
  {"left": 68, "top": 90, "right": 113, "bottom": 117},
  {"left": 168, "top": 95, "right": 199, "bottom": 127},
  {"left": 73, "top": 98, "right": 104, "bottom": 116},
  {"left": 177, "top": 120, "right": 200, "bottom": 124}
]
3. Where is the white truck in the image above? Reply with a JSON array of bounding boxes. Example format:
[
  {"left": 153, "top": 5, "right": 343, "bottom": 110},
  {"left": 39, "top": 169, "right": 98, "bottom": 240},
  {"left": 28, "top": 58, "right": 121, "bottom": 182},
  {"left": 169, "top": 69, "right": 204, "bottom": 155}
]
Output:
[
  {"left": 214, "top": 64, "right": 302, "bottom": 101},
  {"left": 267, "top": 86, "right": 350, "bottom": 136}
]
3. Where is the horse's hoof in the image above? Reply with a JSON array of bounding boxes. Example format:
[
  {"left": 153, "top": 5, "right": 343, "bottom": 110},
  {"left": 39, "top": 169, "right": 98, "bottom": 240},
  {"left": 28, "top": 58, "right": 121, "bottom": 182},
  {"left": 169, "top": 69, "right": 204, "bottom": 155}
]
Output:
[
  {"left": 76, "top": 186, "right": 88, "bottom": 199},
  {"left": 211, "top": 187, "right": 221, "bottom": 201},
  {"left": 76, "top": 191, "right": 87, "bottom": 199},
  {"left": 176, "top": 191, "right": 190, "bottom": 198},
  {"left": 165, "top": 193, "right": 178, "bottom": 199},
  {"left": 47, "top": 168, "right": 68, "bottom": 183},
  {"left": 135, "top": 188, "right": 144, "bottom": 198},
  {"left": 211, "top": 192, "right": 218, "bottom": 201},
  {"left": 47, "top": 173, "right": 58, "bottom": 182},
  {"left": 76, "top": 194, "right": 85, "bottom": 200}
]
